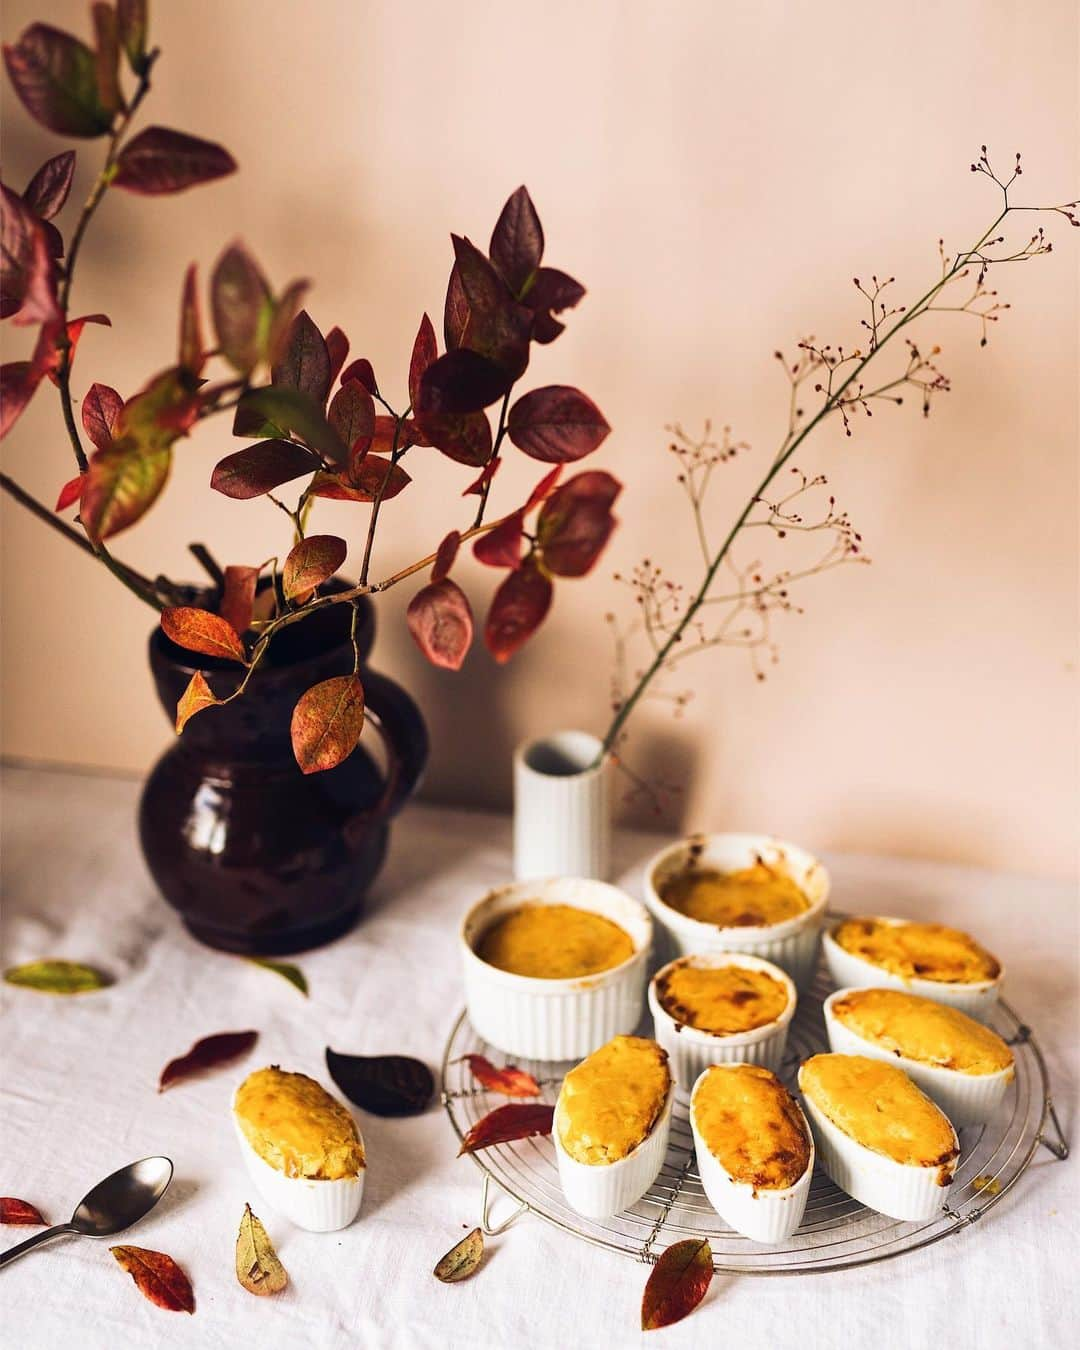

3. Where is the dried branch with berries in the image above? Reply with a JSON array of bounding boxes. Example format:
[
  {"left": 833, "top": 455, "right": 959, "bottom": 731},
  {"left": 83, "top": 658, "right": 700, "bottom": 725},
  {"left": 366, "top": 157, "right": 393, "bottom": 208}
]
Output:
[{"left": 1, "top": 4, "right": 619, "bottom": 774}]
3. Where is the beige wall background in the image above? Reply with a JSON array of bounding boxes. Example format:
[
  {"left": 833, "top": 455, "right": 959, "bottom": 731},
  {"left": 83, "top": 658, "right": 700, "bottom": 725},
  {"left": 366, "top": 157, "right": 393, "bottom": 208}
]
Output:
[{"left": 1, "top": 0, "right": 1077, "bottom": 878}]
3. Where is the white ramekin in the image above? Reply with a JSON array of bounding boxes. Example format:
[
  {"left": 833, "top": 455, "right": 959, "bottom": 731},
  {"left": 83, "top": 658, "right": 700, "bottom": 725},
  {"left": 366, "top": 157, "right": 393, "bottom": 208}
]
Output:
[
  {"left": 797, "top": 1065, "right": 958, "bottom": 1221},
  {"left": 461, "top": 877, "right": 653, "bottom": 1061},
  {"left": 553, "top": 1082, "right": 674, "bottom": 1218},
  {"left": 689, "top": 1066, "right": 814, "bottom": 1243},
  {"left": 648, "top": 952, "right": 797, "bottom": 1089},
  {"left": 822, "top": 989, "right": 1014, "bottom": 1128},
  {"left": 822, "top": 919, "right": 1003, "bottom": 1022},
  {"left": 643, "top": 833, "right": 829, "bottom": 990},
  {"left": 232, "top": 1105, "right": 364, "bottom": 1232}
]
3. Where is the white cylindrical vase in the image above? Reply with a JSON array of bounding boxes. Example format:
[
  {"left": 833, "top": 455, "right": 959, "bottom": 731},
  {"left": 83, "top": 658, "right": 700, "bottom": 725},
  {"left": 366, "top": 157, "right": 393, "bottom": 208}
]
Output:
[{"left": 513, "top": 731, "right": 610, "bottom": 880}]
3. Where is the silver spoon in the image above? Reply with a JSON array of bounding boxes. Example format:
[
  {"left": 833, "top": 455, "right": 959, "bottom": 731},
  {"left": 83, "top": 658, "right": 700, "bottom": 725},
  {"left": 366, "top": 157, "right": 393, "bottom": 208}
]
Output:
[{"left": 0, "top": 1156, "right": 173, "bottom": 1270}]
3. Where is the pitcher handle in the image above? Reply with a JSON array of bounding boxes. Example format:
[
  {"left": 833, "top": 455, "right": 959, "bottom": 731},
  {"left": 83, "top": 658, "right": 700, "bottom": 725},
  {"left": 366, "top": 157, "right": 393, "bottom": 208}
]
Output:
[{"left": 351, "top": 668, "right": 429, "bottom": 825}]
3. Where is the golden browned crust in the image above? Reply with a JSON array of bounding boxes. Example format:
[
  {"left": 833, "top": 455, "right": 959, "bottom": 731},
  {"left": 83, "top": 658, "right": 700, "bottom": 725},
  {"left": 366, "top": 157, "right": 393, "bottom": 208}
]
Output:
[
  {"left": 475, "top": 903, "right": 634, "bottom": 980},
  {"left": 234, "top": 1067, "right": 364, "bottom": 1179},
  {"left": 656, "top": 961, "right": 789, "bottom": 1035},
  {"left": 799, "top": 1054, "right": 958, "bottom": 1168},
  {"left": 557, "top": 1036, "right": 670, "bottom": 1166},
  {"left": 693, "top": 1063, "right": 811, "bottom": 1190},
  {"left": 831, "top": 988, "right": 1013, "bottom": 1075},
  {"left": 658, "top": 859, "right": 809, "bottom": 928},
  {"left": 832, "top": 918, "right": 1000, "bottom": 984}
]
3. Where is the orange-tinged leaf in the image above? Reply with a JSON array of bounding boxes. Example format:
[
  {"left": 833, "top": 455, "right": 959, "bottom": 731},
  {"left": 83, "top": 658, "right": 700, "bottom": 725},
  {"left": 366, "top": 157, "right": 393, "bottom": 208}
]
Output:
[
  {"left": 431, "top": 529, "right": 460, "bottom": 583},
  {"left": 175, "top": 672, "right": 221, "bottom": 734},
  {"left": 433, "top": 1227, "right": 483, "bottom": 1283},
  {"left": 81, "top": 381, "right": 123, "bottom": 449},
  {"left": 158, "top": 1030, "right": 258, "bottom": 1092},
  {"left": 161, "top": 607, "right": 249, "bottom": 664},
  {"left": 459, "top": 1054, "right": 540, "bottom": 1098},
  {"left": 235, "top": 1204, "right": 287, "bottom": 1296},
  {"left": 641, "top": 1239, "right": 713, "bottom": 1331},
  {"left": 110, "top": 1245, "right": 195, "bottom": 1314},
  {"left": 282, "top": 534, "right": 347, "bottom": 601},
  {"left": 484, "top": 558, "right": 552, "bottom": 663},
  {"left": 457, "top": 1102, "right": 553, "bottom": 1155},
  {"left": 79, "top": 440, "right": 171, "bottom": 543},
  {"left": 219, "top": 564, "right": 259, "bottom": 636},
  {"left": 290, "top": 675, "right": 365, "bottom": 774},
  {"left": 407, "top": 579, "right": 473, "bottom": 671},
  {"left": 0, "top": 1197, "right": 46, "bottom": 1225},
  {"left": 54, "top": 472, "right": 85, "bottom": 512}
]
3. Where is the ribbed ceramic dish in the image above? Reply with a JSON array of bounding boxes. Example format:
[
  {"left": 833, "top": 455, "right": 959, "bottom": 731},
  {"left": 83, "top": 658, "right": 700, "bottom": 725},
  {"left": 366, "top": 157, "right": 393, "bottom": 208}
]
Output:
[
  {"left": 554, "top": 1084, "right": 675, "bottom": 1219},
  {"left": 232, "top": 1115, "right": 364, "bottom": 1232}
]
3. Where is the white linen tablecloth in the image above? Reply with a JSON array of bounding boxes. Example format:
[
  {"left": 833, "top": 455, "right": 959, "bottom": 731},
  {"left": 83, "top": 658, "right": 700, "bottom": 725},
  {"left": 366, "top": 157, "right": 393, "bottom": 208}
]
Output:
[{"left": 1, "top": 764, "right": 1077, "bottom": 1350}]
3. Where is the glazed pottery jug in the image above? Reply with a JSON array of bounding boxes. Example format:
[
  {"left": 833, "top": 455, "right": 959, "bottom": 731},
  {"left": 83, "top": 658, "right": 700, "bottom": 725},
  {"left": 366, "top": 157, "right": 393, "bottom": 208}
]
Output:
[{"left": 139, "top": 591, "right": 427, "bottom": 954}]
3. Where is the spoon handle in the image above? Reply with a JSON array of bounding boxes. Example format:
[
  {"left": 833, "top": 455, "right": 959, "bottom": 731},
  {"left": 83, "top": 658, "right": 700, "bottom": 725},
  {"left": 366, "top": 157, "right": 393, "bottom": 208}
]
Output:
[{"left": 0, "top": 1223, "right": 78, "bottom": 1269}]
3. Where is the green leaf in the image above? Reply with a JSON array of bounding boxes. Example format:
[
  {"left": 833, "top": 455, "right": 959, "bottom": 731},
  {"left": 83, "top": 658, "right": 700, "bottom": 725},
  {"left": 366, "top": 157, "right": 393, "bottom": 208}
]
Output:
[
  {"left": 4, "top": 959, "right": 111, "bottom": 994},
  {"left": 116, "top": 0, "right": 148, "bottom": 76},
  {"left": 239, "top": 387, "right": 348, "bottom": 463},
  {"left": 246, "top": 958, "right": 308, "bottom": 997},
  {"left": 2, "top": 24, "right": 114, "bottom": 137},
  {"left": 79, "top": 438, "right": 171, "bottom": 543}
]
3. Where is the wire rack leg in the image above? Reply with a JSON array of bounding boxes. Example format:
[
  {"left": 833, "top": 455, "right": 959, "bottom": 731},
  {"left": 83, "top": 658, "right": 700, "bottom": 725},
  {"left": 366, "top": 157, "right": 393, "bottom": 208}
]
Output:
[
  {"left": 1039, "top": 1096, "right": 1070, "bottom": 1160},
  {"left": 480, "top": 1173, "right": 530, "bottom": 1236},
  {"left": 638, "top": 1153, "right": 695, "bottom": 1266}
]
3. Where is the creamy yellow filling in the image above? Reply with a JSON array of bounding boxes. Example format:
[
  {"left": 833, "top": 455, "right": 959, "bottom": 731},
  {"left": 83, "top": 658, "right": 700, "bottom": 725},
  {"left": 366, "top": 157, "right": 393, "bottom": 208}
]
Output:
[
  {"left": 557, "top": 1036, "right": 670, "bottom": 1166},
  {"left": 656, "top": 962, "right": 789, "bottom": 1035},
  {"left": 475, "top": 903, "right": 634, "bottom": 979},
  {"left": 833, "top": 918, "right": 1001, "bottom": 984},
  {"left": 693, "top": 1064, "right": 811, "bottom": 1189},
  {"left": 234, "top": 1067, "right": 365, "bottom": 1180},
  {"left": 659, "top": 860, "right": 809, "bottom": 927},
  {"left": 831, "top": 989, "right": 1012, "bottom": 1075}
]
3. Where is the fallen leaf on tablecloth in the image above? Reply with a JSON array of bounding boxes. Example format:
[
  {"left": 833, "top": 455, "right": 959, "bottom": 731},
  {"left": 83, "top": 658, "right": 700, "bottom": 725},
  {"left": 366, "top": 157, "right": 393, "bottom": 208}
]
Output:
[
  {"left": 0, "top": 1197, "right": 46, "bottom": 1225},
  {"left": 246, "top": 957, "right": 308, "bottom": 997},
  {"left": 158, "top": 1030, "right": 258, "bottom": 1092},
  {"left": 457, "top": 1103, "right": 554, "bottom": 1156},
  {"left": 110, "top": 1245, "right": 195, "bottom": 1313},
  {"left": 3, "top": 959, "right": 111, "bottom": 994},
  {"left": 433, "top": 1227, "right": 484, "bottom": 1283},
  {"left": 458, "top": 1054, "right": 540, "bottom": 1098},
  {"left": 972, "top": 1174, "right": 1002, "bottom": 1197},
  {"left": 236, "top": 1203, "right": 288, "bottom": 1296},
  {"left": 326, "top": 1048, "right": 434, "bottom": 1117},
  {"left": 641, "top": 1238, "right": 713, "bottom": 1331}
]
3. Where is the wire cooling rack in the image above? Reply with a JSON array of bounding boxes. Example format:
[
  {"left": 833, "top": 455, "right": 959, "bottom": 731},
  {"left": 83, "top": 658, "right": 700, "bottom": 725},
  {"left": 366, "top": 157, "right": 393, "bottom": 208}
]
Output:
[{"left": 441, "top": 958, "right": 1068, "bottom": 1275}]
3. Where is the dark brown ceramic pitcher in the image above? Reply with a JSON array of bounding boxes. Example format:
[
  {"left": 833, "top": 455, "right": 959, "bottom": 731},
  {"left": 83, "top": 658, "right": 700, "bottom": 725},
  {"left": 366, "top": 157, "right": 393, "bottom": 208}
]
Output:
[{"left": 138, "top": 592, "right": 427, "bottom": 954}]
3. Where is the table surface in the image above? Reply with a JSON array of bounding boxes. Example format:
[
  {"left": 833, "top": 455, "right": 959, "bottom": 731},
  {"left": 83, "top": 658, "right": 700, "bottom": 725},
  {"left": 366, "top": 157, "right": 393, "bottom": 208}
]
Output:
[{"left": 1, "top": 763, "right": 1077, "bottom": 1350}]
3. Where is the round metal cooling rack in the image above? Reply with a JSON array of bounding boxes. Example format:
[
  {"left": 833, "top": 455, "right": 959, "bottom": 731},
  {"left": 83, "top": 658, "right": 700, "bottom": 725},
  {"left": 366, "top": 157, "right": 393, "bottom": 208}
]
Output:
[{"left": 441, "top": 963, "right": 1068, "bottom": 1275}]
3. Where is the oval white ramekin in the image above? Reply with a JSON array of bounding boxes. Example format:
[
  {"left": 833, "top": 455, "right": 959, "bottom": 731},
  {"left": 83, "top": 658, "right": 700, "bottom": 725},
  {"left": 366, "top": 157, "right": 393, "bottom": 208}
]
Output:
[
  {"left": 648, "top": 952, "right": 797, "bottom": 1090},
  {"left": 553, "top": 1082, "right": 675, "bottom": 1218},
  {"left": 797, "top": 1065, "right": 958, "bottom": 1221},
  {"left": 232, "top": 1104, "right": 364, "bottom": 1232},
  {"left": 643, "top": 833, "right": 829, "bottom": 990},
  {"left": 461, "top": 877, "right": 653, "bottom": 1061},
  {"left": 822, "top": 989, "right": 1014, "bottom": 1128},
  {"left": 689, "top": 1066, "right": 814, "bottom": 1243},
  {"left": 822, "top": 919, "right": 1003, "bottom": 1022}
]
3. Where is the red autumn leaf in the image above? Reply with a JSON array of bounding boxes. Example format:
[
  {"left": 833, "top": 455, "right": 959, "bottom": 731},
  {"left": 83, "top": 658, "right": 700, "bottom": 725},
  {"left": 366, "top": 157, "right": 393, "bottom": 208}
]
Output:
[
  {"left": 417, "top": 409, "right": 492, "bottom": 467},
  {"left": 174, "top": 671, "right": 221, "bottom": 734},
  {"left": 211, "top": 241, "right": 272, "bottom": 375},
  {"left": 23, "top": 150, "right": 76, "bottom": 220},
  {"left": 418, "top": 349, "right": 511, "bottom": 415},
  {"left": 641, "top": 1238, "right": 714, "bottom": 1331},
  {"left": 525, "top": 464, "right": 563, "bottom": 510},
  {"left": 219, "top": 564, "right": 259, "bottom": 636},
  {"left": 272, "top": 309, "right": 331, "bottom": 405},
  {"left": 35, "top": 312, "right": 110, "bottom": 387},
  {"left": 462, "top": 457, "right": 501, "bottom": 497},
  {"left": 457, "top": 1102, "right": 554, "bottom": 1155},
  {"left": 0, "top": 1197, "right": 46, "bottom": 1225},
  {"left": 211, "top": 439, "right": 320, "bottom": 499},
  {"left": 460, "top": 1053, "right": 540, "bottom": 1098},
  {"left": 340, "top": 357, "right": 377, "bottom": 396},
  {"left": 431, "top": 529, "right": 461, "bottom": 583},
  {"left": 82, "top": 381, "right": 124, "bottom": 449},
  {"left": 0, "top": 362, "right": 37, "bottom": 439},
  {"left": 117, "top": 0, "right": 147, "bottom": 75},
  {"left": 161, "top": 607, "right": 249, "bottom": 664},
  {"left": 2, "top": 24, "right": 114, "bottom": 137},
  {"left": 406, "top": 579, "right": 474, "bottom": 671},
  {"left": 1, "top": 316, "right": 108, "bottom": 439},
  {"left": 178, "top": 263, "right": 204, "bottom": 375},
  {"left": 409, "top": 312, "right": 438, "bottom": 410},
  {"left": 448, "top": 234, "right": 531, "bottom": 379},
  {"left": 158, "top": 1029, "right": 258, "bottom": 1092},
  {"left": 54, "top": 472, "right": 85, "bottom": 512},
  {"left": 1, "top": 183, "right": 61, "bottom": 325},
  {"left": 524, "top": 267, "right": 586, "bottom": 344},
  {"left": 325, "top": 325, "right": 349, "bottom": 387},
  {"left": 309, "top": 456, "right": 410, "bottom": 503},
  {"left": 537, "top": 469, "right": 621, "bottom": 577},
  {"left": 79, "top": 439, "right": 171, "bottom": 543},
  {"left": 507, "top": 385, "right": 610, "bottom": 462},
  {"left": 291, "top": 675, "right": 365, "bottom": 775},
  {"left": 473, "top": 510, "right": 524, "bottom": 569},
  {"left": 328, "top": 379, "right": 375, "bottom": 455},
  {"left": 265, "top": 278, "right": 311, "bottom": 369},
  {"left": 484, "top": 558, "right": 553, "bottom": 662},
  {"left": 91, "top": 2, "right": 121, "bottom": 117},
  {"left": 282, "top": 534, "right": 347, "bottom": 601},
  {"left": 489, "top": 185, "right": 544, "bottom": 297},
  {"left": 112, "top": 127, "right": 237, "bottom": 195},
  {"left": 443, "top": 262, "right": 469, "bottom": 351},
  {"left": 110, "top": 1246, "right": 195, "bottom": 1314}
]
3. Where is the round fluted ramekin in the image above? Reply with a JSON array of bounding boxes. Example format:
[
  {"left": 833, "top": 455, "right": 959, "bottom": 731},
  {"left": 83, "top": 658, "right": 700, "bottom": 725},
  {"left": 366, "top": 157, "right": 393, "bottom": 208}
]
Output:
[
  {"left": 232, "top": 1105, "right": 364, "bottom": 1232},
  {"left": 797, "top": 1065, "right": 958, "bottom": 1221},
  {"left": 822, "top": 919, "right": 1003, "bottom": 1023},
  {"left": 648, "top": 952, "right": 797, "bottom": 1090},
  {"left": 690, "top": 1066, "right": 814, "bottom": 1243},
  {"left": 553, "top": 1082, "right": 675, "bottom": 1219},
  {"left": 822, "top": 989, "right": 1014, "bottom": 1128},
  {"left": 643, "top": 833, "right": 829, "bottom": 990},
  {"left": 461, "top": 877, "right": 653, "bottom": 1061}
]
